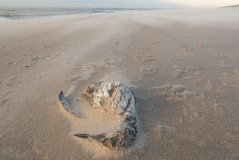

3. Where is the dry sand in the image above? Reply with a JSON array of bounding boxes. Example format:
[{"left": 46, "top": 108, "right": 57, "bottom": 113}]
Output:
[{"left": 0, "top": 9, "right": 239, "bottom": 160}]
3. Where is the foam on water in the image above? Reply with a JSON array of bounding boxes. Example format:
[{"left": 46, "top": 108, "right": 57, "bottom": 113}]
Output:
[
  {"left": 0, "top": 17, "right": 9, "bottom": 22},
  {"left": 0, "top": 8, "right": 160, "bottom": 20}
]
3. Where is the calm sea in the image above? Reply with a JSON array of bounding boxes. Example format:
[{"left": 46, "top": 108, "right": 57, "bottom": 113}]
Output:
[{"left": 0, "top": 8, "right": 157, "bottom": 20}]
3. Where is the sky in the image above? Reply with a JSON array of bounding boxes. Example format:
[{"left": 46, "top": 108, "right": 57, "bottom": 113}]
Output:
[{"left": 0, "top": 0, "right": 238, "bottom": 8}]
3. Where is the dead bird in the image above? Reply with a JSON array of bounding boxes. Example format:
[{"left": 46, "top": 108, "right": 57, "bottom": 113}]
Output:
[{"left": 58, "top": 81, "right": 137, "bottom": 148}]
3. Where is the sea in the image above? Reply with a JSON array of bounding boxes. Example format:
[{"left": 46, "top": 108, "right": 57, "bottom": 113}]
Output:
[{"left": 0, "top": 8, "right": 157, "bottom": 20}]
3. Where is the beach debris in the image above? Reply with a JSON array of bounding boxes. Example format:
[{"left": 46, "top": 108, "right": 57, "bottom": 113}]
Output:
[
  {"left": 152, "top": 84, "right": 197, "bottom": 98},
  {"left": 58, "top": 81, "right": 137, "bottom": 149},
  {"left": 24, "top": 65, "right": 31, "bottom": 68},
  {"left": 135, "top": 55, "right": 155, "bottom": 62},
  {"left": 31, "top": 56, "right": 42, "bottom": 62}
]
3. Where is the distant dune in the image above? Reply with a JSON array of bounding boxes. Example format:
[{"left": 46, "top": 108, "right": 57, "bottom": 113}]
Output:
[{"left": 224, "top": 4, "right": 239, "bottom": 8}]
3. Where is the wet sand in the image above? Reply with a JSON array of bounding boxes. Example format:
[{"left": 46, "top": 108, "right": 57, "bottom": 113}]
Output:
[{"left": 0, "top": 9, "right": 239, "bottom": 159}]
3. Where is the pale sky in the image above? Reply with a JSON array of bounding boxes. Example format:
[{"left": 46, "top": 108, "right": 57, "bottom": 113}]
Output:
[{"left": 0, "top": 0, "right": 238, "bottom": 8}]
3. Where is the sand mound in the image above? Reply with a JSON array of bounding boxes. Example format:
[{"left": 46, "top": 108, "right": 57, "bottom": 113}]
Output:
[
  {"left": 153, "top": 84, "right": 221, "bottom": 121},
  {"left": 103, "top": 57, "right": 125, "bottom": 67},
  {"left": 139, "top": 67, "right": 158, "bottom": 74},
  {"left": 172, "top": 65, "right": 202, "bottom": 79}
]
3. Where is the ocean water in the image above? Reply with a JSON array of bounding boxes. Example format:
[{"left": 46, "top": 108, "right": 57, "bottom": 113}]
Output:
[{"left": 0, "top": 8, "right": 156, "bottom": 20}]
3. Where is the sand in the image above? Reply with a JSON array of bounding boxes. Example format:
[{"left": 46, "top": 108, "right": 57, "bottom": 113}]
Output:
[{"left": 0, "top": 9, "right": 239, "bottom": 160}]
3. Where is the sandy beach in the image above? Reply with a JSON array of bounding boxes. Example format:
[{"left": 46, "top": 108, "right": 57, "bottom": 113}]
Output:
[{"left": 0, "top": 9, "right": 239, "bottom": 159}]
